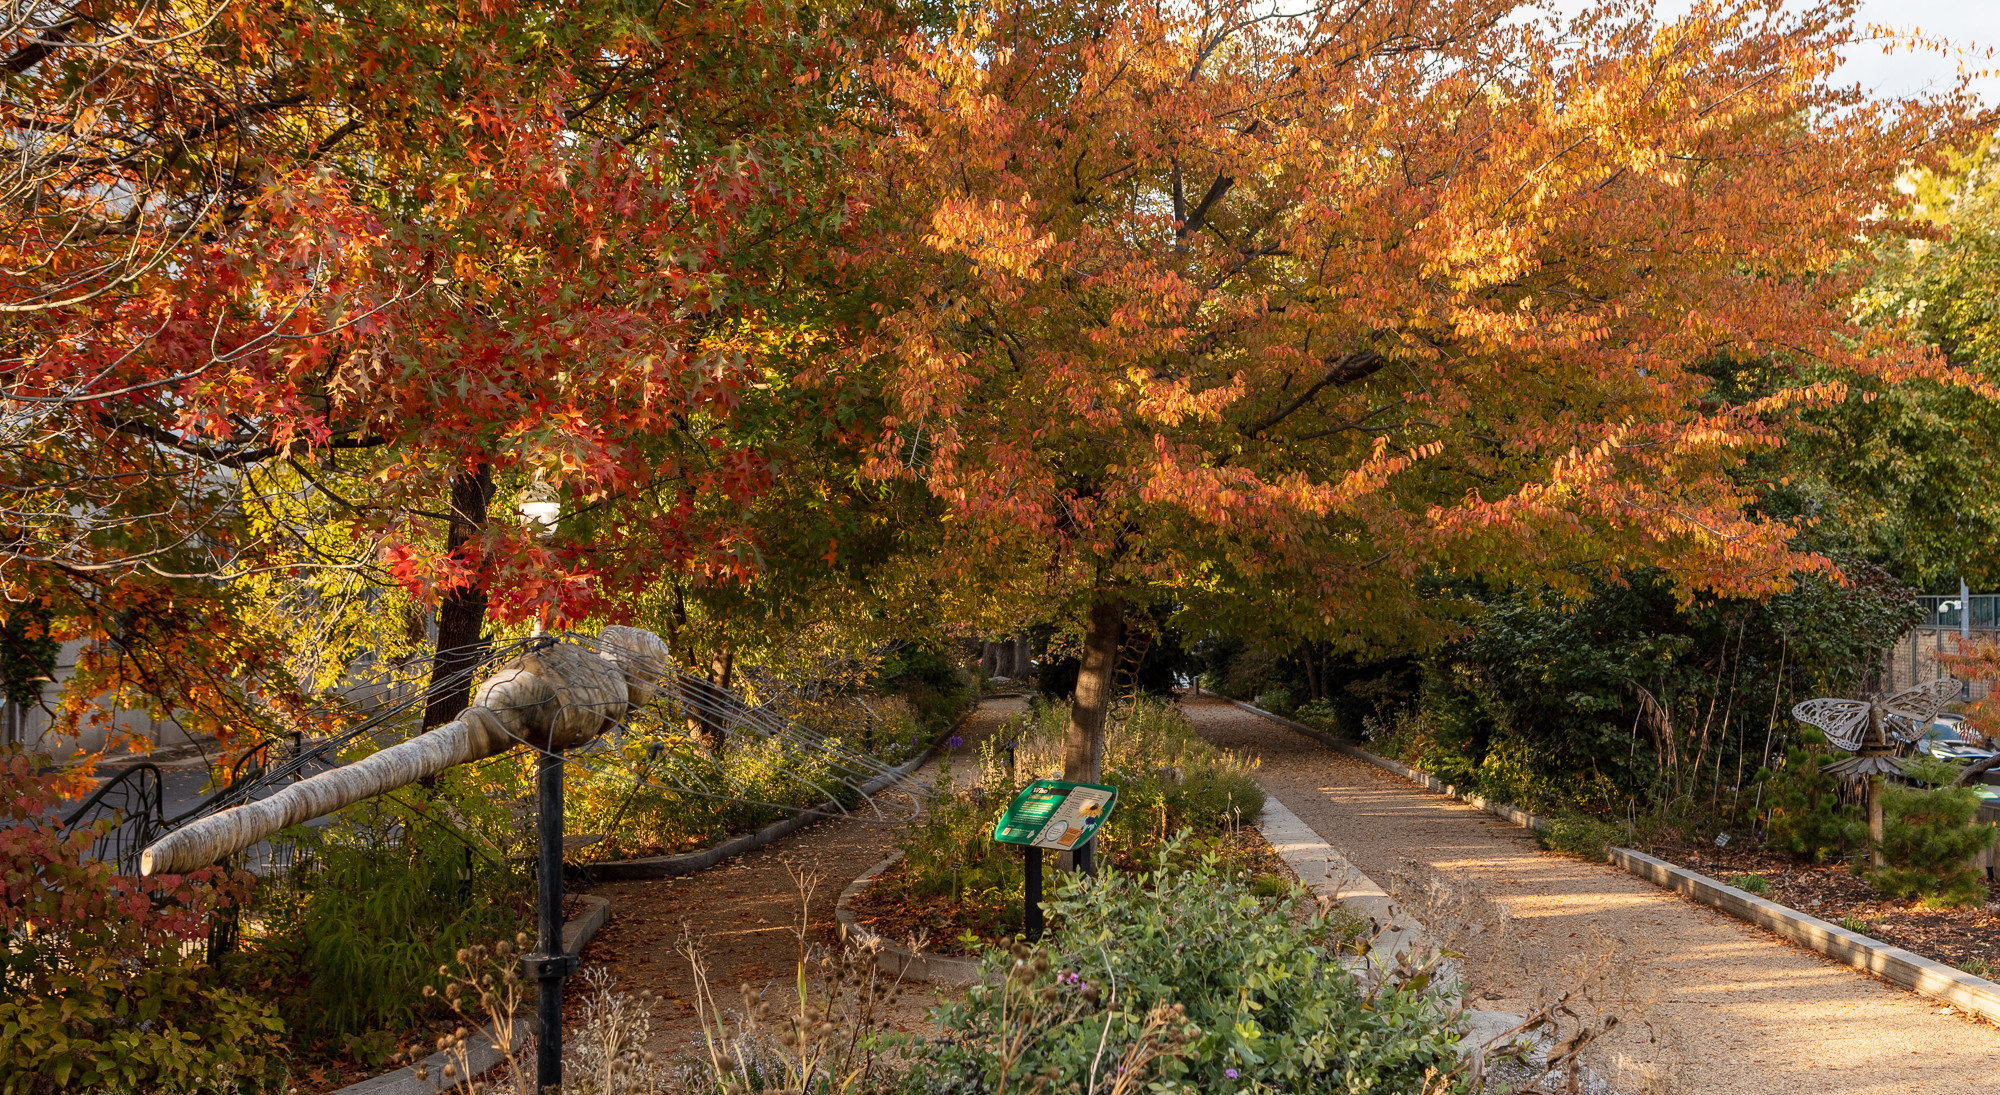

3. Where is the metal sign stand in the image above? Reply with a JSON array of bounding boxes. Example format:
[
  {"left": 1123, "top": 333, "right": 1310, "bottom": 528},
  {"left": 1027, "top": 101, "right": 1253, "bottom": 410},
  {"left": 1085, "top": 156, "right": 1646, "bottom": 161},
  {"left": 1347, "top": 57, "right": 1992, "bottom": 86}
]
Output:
[
  {"left": 995, "top": 779, "right": 1117, "bottom": 943},
  {"left": 1024, "top": 845, "right": 1043, "bottom": 940}
]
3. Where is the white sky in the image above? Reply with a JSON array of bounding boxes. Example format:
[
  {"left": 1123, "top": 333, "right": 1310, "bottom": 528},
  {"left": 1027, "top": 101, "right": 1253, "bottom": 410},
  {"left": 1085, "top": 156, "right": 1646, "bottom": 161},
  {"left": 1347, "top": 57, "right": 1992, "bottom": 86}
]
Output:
[
  {"left": 1547, "top": 1, "right": 2000, "bottom": 104},
  {"left": 1837, "top": 0, "right": 2000, "bottom": 102}
]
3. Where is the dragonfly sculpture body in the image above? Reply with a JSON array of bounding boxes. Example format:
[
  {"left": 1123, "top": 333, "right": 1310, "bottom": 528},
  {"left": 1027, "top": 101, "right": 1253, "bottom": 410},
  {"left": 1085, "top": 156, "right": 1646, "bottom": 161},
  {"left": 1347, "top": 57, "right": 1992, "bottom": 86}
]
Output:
[{"left": 139, "top": 625, "right": 668, "bottom": 876}]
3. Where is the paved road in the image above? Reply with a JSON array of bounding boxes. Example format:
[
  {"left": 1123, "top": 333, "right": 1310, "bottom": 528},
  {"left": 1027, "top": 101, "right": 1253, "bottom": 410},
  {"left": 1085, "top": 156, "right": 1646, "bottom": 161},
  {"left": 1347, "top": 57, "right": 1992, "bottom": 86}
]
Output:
[{"left": 1185, "top": 695, "right": 2000, "bottom": 1095}]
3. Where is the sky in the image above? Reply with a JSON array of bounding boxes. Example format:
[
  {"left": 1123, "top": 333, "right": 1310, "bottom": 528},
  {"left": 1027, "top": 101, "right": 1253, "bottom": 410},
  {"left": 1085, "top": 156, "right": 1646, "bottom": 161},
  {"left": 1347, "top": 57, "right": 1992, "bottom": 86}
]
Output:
[
  {"left": 1545, "top": 1, "right": 2000, "bottom": 103},
  {"left": 1837, "top": 0, "right": 2000, "bottom": 102}
]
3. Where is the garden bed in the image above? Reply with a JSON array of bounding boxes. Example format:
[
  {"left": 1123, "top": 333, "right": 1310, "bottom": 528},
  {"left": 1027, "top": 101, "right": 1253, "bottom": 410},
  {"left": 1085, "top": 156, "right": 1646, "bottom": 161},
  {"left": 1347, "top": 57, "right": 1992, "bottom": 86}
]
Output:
[
  {"left": 846, "top": 825, "right": 1293, "bottom": 955},
  {"left": 1649, "top": 841, "right": 2000, "bottom": 977}
]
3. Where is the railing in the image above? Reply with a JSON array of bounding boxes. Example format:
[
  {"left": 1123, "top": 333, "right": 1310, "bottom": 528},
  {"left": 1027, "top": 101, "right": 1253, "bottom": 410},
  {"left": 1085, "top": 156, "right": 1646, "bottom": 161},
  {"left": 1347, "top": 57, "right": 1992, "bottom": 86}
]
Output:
[
  {"left": 61, "top": 762, "right": 164, "bottom": 874},
  {"left": 1916, "top": 594, "right": 2000, "bottom": 632}
]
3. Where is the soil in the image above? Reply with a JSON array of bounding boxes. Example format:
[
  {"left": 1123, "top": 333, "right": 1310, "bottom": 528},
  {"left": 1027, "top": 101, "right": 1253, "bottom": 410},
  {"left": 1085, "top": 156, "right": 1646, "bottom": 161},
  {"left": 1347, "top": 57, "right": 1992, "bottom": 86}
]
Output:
[
  {"left": 1184, "top": 693, "right": 2000, "bottom": 1095},
  {"left": 846, "top": 826, "right": 1291, "bottom": 955},
  {"left": 1647, "top": 841, "right": 2000, "bottom": 975},
  {"left": 563, "top": 695, "right": 1031, "bottom": 1062}
]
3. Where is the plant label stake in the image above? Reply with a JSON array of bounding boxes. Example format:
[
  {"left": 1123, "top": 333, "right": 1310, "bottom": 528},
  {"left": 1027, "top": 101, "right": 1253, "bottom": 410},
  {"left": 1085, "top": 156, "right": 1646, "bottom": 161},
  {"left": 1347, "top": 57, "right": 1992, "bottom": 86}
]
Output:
[
  {"left": 1791, "top": 678, "right": 1961, "bottom": 868},
  {"left": 994, "top": 779, "right": 1118, "bottom": 938}
]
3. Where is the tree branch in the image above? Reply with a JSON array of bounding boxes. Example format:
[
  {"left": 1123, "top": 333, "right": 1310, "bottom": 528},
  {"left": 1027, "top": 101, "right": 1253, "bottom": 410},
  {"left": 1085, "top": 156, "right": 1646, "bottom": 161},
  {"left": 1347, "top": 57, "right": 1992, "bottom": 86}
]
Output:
[{"left": 1241, "top": 351, "right": 1385, "bottom": 438}]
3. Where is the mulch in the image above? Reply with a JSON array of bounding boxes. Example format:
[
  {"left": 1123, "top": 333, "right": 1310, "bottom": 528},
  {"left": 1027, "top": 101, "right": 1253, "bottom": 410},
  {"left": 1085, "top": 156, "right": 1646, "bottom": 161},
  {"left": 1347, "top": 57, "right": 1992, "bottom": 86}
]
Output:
[{"left": 1651, "top": 840, "right": 2000, "bottom": 975}]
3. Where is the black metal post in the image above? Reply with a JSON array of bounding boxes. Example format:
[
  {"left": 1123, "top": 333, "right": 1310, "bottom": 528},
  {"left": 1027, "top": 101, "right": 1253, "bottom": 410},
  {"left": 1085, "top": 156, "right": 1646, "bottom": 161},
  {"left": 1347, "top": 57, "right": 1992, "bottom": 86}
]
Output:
[
  {"left": 1075, "top": 836, "right": 1095, "bottom": 878},
  {"left": 1024, "top": 845, "right": 1043, "bottom": 941},
  {"left": 524, "top": 747, "right": 575, "bottom": 1091}
]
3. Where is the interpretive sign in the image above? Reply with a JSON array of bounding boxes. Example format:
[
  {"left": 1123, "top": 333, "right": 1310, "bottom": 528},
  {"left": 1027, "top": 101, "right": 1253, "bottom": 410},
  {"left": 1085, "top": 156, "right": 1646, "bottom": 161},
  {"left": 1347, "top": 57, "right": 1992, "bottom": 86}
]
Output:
[{"left": 994, "top": 779, "right": 1119, "bottom": 850}]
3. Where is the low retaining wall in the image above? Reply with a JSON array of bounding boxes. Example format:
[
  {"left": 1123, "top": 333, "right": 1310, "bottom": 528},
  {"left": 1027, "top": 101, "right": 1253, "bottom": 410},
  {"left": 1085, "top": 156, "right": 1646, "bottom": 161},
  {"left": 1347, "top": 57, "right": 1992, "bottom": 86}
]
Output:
[
  {"left": 1226, "top": 697, "right": 2000, "bottom": 1027},
  {"left": 589, "top": 709, "right": 974, "bottom": 881},
  {"left": 834, "top": 852, "right": 985, "bottom": 986},
  {"left": 1612, "top": 848, "right": 2000, "bottom": 1023}
]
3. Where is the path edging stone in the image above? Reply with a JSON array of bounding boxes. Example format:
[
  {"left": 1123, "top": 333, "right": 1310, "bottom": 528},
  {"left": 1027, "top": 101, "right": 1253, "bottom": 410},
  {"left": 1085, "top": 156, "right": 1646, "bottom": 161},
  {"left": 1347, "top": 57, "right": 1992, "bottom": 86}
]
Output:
[
  {"left": 589, "top": 708, "right": 975, "bottom": 881},
  {"left": 1609, "top": 847, "right": 2000, "bottom": 1024},
  {"left": 834, "top": 851, "right": 986, "bottom": 986},
  {"left": 332, "top": 894, "right": 611, "bottom": 1095},
  {"left": 1223, "top": 695, "right": 2000, "bottom": 1026}
]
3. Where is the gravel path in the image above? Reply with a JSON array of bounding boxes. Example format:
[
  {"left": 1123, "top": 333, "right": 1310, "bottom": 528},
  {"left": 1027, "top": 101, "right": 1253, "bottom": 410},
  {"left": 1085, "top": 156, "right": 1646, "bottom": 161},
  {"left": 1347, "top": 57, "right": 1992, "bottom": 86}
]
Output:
[
  {"left": 1186, "top": 695, "right": 2000, "bottom": 1095},
  {"left": 574, "top": 696, "right": 1027, "bottom": 1057}
]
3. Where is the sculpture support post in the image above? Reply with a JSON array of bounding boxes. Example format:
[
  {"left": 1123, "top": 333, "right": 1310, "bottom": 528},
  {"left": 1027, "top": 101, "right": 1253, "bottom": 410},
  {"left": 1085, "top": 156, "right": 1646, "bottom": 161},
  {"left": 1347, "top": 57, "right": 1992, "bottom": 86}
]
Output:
[
  {"left": 1868, "top": 774, "right": 1886, "bottom": 869},
  {"left": 528, "top": 746, "right": 574, "bottom": 1090}
]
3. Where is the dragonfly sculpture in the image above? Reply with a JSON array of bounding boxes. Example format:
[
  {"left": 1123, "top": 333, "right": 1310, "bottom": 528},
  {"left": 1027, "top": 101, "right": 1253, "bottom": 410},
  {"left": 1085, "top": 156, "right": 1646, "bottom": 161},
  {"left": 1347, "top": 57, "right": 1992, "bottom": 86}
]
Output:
[
  {"left": 1790, "top": 677, "right": 1962, "bottom": 866},
  {"left": 136, "top": 625, "right": 919, "bottom": 1090}
]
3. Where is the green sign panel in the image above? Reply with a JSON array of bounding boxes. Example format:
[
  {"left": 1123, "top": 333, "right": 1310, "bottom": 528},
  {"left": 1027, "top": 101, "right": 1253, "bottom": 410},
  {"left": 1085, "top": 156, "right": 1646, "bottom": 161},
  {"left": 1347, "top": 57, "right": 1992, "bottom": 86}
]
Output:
[{"left": 993, "top": 779, "right": 1119, "bottom": 850}]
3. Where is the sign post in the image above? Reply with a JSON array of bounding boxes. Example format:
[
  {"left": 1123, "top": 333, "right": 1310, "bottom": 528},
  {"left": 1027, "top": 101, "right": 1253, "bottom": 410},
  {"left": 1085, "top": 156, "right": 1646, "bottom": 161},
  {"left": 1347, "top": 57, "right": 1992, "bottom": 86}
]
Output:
[{"left": 994, "top": 779, "right": 1118, "bottom": 940}]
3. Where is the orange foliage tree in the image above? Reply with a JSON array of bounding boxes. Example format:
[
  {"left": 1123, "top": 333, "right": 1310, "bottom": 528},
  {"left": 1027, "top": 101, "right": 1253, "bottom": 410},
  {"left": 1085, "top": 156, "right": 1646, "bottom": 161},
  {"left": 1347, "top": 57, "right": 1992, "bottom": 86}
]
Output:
[
  {"left": 849, "top": 0, "right": 1983, "bottom": 777},
  {"left": 0, "top": 0, "right": 857, "bottom": 751}
]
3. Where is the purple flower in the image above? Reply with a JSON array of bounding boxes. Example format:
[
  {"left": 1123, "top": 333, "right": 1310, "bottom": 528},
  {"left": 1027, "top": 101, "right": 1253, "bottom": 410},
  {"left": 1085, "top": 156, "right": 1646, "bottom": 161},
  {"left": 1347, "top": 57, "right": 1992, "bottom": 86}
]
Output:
[
  {"left": 947, "top": 735, "right": 964, "bottom": 749},
  {"left": 1226, "top": 1070, "right": 1239, "bottom": 1080}
]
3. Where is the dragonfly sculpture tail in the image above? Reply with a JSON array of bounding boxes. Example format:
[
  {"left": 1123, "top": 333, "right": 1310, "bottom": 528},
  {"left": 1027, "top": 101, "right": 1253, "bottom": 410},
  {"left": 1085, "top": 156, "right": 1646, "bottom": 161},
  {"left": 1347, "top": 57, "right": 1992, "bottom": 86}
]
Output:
[{"left": 139, "top": 626, "right": 667, "bottom": 877}]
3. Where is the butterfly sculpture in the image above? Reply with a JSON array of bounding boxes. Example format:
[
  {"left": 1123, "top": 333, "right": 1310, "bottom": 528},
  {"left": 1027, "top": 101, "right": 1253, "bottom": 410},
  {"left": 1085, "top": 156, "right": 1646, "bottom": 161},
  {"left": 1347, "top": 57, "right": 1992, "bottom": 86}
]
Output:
[{"left": 1790, "top": 677, "right": 1962, "bottom": 778}]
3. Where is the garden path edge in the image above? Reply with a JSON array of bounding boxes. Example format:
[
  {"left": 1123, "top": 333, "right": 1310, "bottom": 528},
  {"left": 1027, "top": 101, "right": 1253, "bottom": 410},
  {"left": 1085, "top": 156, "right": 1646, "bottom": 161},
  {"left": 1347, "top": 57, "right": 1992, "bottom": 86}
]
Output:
[{"left": 1221, "top": 696, "right": 2000, "bottom": 1025}]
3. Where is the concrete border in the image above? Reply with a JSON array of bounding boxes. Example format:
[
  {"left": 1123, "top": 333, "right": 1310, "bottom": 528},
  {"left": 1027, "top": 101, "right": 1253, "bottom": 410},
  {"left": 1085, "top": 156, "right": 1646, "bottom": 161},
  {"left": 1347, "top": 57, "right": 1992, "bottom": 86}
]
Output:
[
  {"left": 1610, "top": 847, "right": 2000, "bottom": 1023},
  {"left": 333, "top": 894, "right": 612, "bottom": 1095},
  {"left": 833, "top": 851, "right": 985, "bottom": 986},
  {"left": 1222, "top": 696, "right": 2000, "bottom": 1026},
  {"left": 589, "top": 707, "right": 975, "bottom": 881}
]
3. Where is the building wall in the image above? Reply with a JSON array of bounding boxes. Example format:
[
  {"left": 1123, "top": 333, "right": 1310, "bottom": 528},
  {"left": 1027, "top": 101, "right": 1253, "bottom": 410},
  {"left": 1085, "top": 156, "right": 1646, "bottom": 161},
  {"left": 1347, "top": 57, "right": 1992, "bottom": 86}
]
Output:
[
  {"left": 1882, "top": 627, "right": 1993, "bottom": 701},
  {"left": 5, "top": 640, "right": 206, "bottom": 759}
]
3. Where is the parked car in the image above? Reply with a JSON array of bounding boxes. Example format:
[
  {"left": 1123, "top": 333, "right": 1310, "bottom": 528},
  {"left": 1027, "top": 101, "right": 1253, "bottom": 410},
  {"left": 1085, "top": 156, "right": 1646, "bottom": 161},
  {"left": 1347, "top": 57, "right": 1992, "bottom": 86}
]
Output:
[{"left": 1916, "top": 716, "right": 1995, "bottom": 764}]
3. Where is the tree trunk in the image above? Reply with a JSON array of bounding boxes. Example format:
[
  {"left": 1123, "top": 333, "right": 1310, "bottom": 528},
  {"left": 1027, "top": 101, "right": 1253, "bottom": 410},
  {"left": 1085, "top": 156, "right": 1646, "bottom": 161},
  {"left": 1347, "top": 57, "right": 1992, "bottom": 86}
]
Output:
[
  {"left": 1953, "top": 751, "right": 2000, "bottom": 788},
  {"left": 1065, "top": 601, "right": 1124, "bottom": 785},
  {"left": 981, "top": 641, "right": 998, "bottom": 677},
  {"left": 687, "top": 646, "right": 734, "bottom": 757},
  {"left": 1301, "top": 645, "right": 1321, "bottom": 703},
  {"left": 1015, "top": 635, "right": 1032, "bottom": 682},
  {"left": 423, "top": 465, "right": 495, "bottom": 731}
]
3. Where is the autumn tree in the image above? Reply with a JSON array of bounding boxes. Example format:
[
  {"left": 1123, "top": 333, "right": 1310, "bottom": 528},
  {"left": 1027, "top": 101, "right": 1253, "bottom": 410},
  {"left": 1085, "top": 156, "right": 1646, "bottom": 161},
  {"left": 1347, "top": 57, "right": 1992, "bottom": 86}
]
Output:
[
  {"left": 0, "top": 0, "right": 868, "bottom": 751},
  {"left": 850, "top": 0, "right": 1979, "bottom": 781}
]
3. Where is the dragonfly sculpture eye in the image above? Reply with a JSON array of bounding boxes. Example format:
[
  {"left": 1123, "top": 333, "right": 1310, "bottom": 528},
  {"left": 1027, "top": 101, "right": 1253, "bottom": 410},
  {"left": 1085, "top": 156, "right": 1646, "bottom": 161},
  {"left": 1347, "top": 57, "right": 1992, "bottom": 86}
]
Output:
[{"left": 1789, "top": 677, "right": 1962, "bottom": 752}]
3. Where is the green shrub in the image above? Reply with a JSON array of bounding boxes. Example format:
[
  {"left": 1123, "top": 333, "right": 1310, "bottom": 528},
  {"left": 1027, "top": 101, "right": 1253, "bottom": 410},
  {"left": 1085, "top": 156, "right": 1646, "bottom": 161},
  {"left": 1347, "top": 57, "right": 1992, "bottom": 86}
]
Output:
[
  {"left": 1761, "top": 731, "right": 1866, "bottom": 863},
  {"left": 928, "top": 854, "right": 1460, "bottom": 1095},
  {"left": 1724, "top": 873, "right": 1770, "bottom": 894},
  {"left": 873, "top": 702, "right": 1272, "bottom": 944},
  {"left": 1536, "top": 814, "right": 1621, "bottom": 861},
  {"left": 255, "top": 769, "right": 526, "bottom": 1042},
  {"left": 1291, "top": 699, "right": 1344, "bottom": 737},
  {"left": 1252, "top": 686, "right": 1296, "bottom": 717},
  {"left": 1871, "top": 757, "right": 1998, "bottom": 908},
  {"left": 0, "top": 751, "right": 286, "bottom": 1093}
]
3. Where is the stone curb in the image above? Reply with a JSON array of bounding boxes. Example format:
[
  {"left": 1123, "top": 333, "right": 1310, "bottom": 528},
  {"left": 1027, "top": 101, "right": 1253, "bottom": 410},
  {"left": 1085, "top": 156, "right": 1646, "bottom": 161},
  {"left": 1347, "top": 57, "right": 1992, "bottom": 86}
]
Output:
[
  {"left": 1256, "top": 795, "right": 1424, "bottom": 967},
  {"left": 1224, "top": 696, "right": 2000, "bottom": 1025},
  {"left": 834, "top": 851, "right": 986, "bottom": 986},
  {"left": 1610, "top": 847, "right": 2000, "bottom": 1023},
  {"left": 588, "top": 708, "right": 976, "bottom": 881},
  {"left": 332, "top": 895, "right": 612, "bottom": 1095}
]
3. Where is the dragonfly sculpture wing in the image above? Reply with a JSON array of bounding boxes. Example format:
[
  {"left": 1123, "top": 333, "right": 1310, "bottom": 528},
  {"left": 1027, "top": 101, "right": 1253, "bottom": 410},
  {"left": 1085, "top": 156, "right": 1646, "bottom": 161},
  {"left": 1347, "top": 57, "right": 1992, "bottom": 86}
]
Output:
[
  {"left": 1881, "top": 677, "right": 1963, "bottom": 743},
  {"left": 1790, "top": 698, "right": 1871, "bottom": 751}
]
